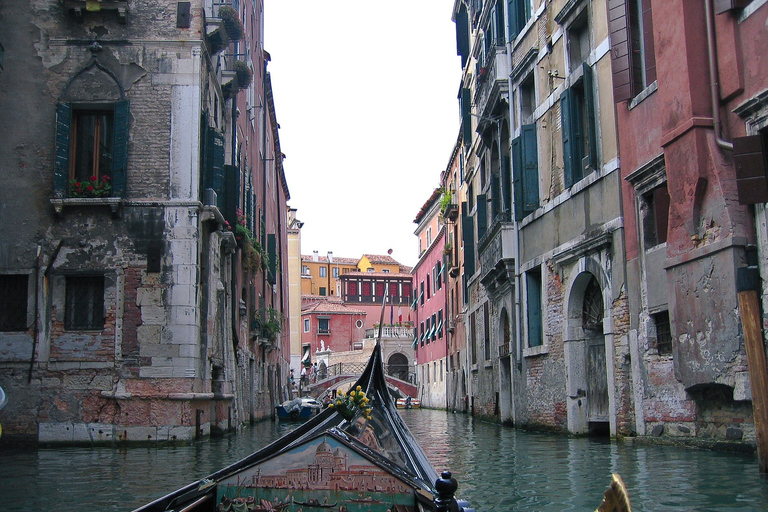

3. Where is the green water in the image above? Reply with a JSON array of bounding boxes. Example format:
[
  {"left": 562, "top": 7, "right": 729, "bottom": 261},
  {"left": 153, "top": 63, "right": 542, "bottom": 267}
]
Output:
[{"left": 0, "top": 410, "right": 766, "bottom": 511}]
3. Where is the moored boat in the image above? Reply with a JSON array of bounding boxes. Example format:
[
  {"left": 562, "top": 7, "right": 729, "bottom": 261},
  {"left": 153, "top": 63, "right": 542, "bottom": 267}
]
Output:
[
  {"left": 395, "top": 397, "right": 420, "bottom": 409},
  {"left": 275, "top": 397, "right": 323, "bottom": 421}
]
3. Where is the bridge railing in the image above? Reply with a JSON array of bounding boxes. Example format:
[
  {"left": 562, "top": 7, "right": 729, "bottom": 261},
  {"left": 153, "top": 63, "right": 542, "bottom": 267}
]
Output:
[{"left": 320, "top": 362, "right": 416, "bottom": 384}]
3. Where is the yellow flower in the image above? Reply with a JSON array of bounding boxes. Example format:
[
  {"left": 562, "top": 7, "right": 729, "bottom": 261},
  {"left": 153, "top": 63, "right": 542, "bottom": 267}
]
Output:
[
  {"left": 328, "top": 403, "right": 335, "bottom": 408},
  {"left": 349, "top": 390, "right": 356, "bottom": 397},
  {"left": 356, "top": 385, "right": 362, "bottom": 391}
]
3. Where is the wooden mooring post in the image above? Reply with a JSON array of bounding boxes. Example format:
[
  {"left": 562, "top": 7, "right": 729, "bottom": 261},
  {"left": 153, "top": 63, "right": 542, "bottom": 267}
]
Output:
[{"left": 737, "top": 265, "right": 768, "bottom": 473}]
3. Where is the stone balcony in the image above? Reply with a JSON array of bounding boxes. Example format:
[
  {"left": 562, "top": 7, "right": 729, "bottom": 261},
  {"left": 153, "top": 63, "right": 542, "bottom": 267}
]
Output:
[{"left": 478, "top": 210, "right": 516, "bottom": 299}]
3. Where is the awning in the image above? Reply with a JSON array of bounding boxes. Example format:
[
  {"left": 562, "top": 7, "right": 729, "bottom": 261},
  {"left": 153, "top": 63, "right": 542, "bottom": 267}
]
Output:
[{"left": 301, "top": 346, "right": 310, "bottom": 363}]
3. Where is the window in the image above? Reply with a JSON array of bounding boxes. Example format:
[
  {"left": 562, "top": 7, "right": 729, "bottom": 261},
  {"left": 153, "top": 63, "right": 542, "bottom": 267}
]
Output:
[
  {"left": 319, "top": 287, "right": 327, "bottom": 296},
  {"left": 652, "top": 310, "right": 672, "bottom": 355},
  {"left": 520, "top": 73, "right": 536, "bottom": 124},
  {"left": 470, "top": 312, "right": 477, "bottom": 365},
  {"left": 561, "top": 63, "right": 597, "bottom": 188},
  {"left": 512, "top": 124, "right": 539, "bottom": 220},
  {"left": 0, "top": 275, "right": 28, "bottom": 331},
  {"left": 610, "top": 0, "right": 656, "bottom": 102},
  {"left": 367, "top": 268, "right": 375, "bottom": 272},
  {"left": 438, "top": 309, "right": 443, "bottom": 338},
  {"left": 382, "top": 269, "right": 390, "bottom": 273},
  {"left": 435, "top": 262, "right": 443, "bottom": 290},
  {"left": 54, "top": 101, "right": 129, "bottom": 198},
  {"left": 426, "top": 274, "right": 431, "bottom": 299},
  {"left": 65, "top": 275, "right": 105, "bottom": 330},
  {"left": 319, "top": 267, "right": 327, "bottom": 278},
  {"left": 318, "top": 318, "right": 330, "bottom": 334},
  {"left": 302, "top": 266, "right": 310, "bottom": 275},
  {"left": 420, "top": 321, "right": 425, "bottom": 347},
  {"left": 420, "top": 282, "right": 425, "bottom": 305},
  {"left": 508, "top": 0, "right": 531, "bottom": 41},
  {"left": 303, "top": 318, "right": 310, "bottom": 332},
  {"left": 526, "top": 269, "right": 543, "bottom": 347},
  {"left": 332, "top": 267, "right": 339, "bottom": 278},
  {"left": 431, "top": 313, "right": 437, "bottom": 341},
  {"left": 567, "top": 11, "right": 590, "bottom": 71},
  {"left": 642, "top": 183, "right": 670, "bottom": 248}
]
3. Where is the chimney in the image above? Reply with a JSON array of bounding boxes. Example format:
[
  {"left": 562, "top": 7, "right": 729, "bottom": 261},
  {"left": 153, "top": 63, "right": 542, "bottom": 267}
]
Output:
[
  {"left": 327, "top": 251, "right": 334, "bottom": 263},
  {"left": 313, "top": 250, "right": 319, "bottom": 262}
]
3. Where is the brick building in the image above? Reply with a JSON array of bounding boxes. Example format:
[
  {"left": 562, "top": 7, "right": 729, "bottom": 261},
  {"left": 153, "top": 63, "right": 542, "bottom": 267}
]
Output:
[{"left": 0, "top": 0, "right": 290, "bottom": 444}]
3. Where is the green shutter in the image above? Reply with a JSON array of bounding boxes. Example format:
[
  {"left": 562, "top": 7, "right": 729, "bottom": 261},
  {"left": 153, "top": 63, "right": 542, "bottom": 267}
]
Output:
[
  {"left": 476, "top": 193, "right": 487, "bottom": 240},
  {"left": 527, "top": 272, "right": 542, "bottom": 347},
  {"left": 54, "top": 103, "right": 72, "bottom": 196},
  {"left": 561, "top": 87, "right": 575, "bottom": 188},
  {"left": 582, "top": 62, "right": 598, "bottom": 172},
  {"left": 462, "top": 88, "right": 473, "bottom": 146},
  {"left": 496, "top": 0, "right": 506, "bottom": 44},
  {"left": 462, "top": 203, "right": 475, "bottom": 277},
  {"left": 508, "top": 0, "right": 519, "bottom": 40},
  {"left": 111, "top": 100, "right": 130, "bottom": 197},
  {"left": 211, "top": 131, "right": 225, "bottom": 205},
  {"left": 456, "top": 4, "right": 470, "bottom": 67},
  {"left": 502, "top": 155, "right": 512, "bottom": 217},
  {"left": 512, "top": 135, "right": 524, "bottom": 221},
  {"left": 522, "top": 123, "right": 539, "bottom": 214},
  {"left": 267, "top": 233, "right": 277, "bottom": 284},
  {"left": 223, "top": 165, "right": 240, "bottom": 226},
  {"left": 491, "top": 172, "right": 501, "bottom": 219}
]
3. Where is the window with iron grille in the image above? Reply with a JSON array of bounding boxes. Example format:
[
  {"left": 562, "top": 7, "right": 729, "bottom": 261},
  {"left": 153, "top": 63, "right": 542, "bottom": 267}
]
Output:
[
  {"left": 653, "top": 310, "right": 672, "bottom": 355},
  {"left": 65, "top": 275, "right": 105, "bottom": 330},
  {"left": 0, "top": 275, "right": 29, "bottom": 331}
]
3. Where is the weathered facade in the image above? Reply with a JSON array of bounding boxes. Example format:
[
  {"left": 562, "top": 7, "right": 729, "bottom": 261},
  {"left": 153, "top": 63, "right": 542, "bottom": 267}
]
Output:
[
  {"left": 453, "top": 0, "right": 627, "bottom": 433},
  {"left": 0, "top": 0, "right": 290, "bottom": 444},
  {"left": 615, "top": 0, "right": 768, "bottom": 443}
]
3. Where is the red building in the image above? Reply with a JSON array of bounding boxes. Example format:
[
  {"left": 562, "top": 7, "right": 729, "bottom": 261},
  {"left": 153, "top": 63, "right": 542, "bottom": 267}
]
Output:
[
  {"left": 301, "top": 298, "right": 367, "bottom": 365},
  {"left": 612, "top": 0, "right": 768, "bottom": 440}
]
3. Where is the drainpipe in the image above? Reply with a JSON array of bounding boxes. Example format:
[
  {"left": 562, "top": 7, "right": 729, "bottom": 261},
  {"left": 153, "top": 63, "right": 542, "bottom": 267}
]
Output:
[{"left": 704, "top": 0, "right": 733, "bottom": 151}]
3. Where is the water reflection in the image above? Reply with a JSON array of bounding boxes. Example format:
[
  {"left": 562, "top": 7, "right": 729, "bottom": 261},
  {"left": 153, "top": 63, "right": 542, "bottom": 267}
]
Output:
[
  {"left": 1, "top": 410, "right": 767, "bottom": 511},
  {"left": 401, "top": 410, "right": 768, "bottom": 511}
]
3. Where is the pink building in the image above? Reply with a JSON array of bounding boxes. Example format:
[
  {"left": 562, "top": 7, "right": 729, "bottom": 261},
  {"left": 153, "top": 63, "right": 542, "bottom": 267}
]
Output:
[
  {"left": 412, "top": 188, "right": 448, "bottom": 408},
  {"left": 300, "top": 299, "right": 367, "bottom": 366}
]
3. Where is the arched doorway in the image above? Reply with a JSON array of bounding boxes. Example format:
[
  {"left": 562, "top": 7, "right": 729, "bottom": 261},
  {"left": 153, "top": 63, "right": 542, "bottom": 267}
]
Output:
[
  {"left": 387, "top": 353, "right": 410, "bottom": 382},
  {"left": 583, "top": 275, "right": 609, "bottom": 433}
]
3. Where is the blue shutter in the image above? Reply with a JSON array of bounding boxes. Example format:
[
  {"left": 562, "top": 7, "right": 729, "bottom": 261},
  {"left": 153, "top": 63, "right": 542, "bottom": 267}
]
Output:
[
  {"left": 582, "top": 62, "right": 598, "bottom": 172},
  {"left": 522, "top": 123, "right": 539, "bottom": 214},
  {"left": 54, "top": 103, "right": 72, "bottom": 197},
  {"left": 561, "top": 87, "right": 575, "bottom": 188},
  {"left": 508, "top": 0, "right": 519, "bottom": 40},
  {"left": 511, "top": 135, "right": 524, "bottom": 221},
  {"left": 111, "top": 100, "right": 130, "bottom": 197},
  {"left": 462, "top": 203, "right": 475, "bottom": 277},
  {"left": 476, "top": 193, "right": 487, "bottom": 240}
]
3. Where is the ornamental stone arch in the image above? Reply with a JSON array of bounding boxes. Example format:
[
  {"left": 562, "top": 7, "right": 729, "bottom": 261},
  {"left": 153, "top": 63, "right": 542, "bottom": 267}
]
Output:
[{"left": 562, "top": 253, "right": 617, "bottom": 436}]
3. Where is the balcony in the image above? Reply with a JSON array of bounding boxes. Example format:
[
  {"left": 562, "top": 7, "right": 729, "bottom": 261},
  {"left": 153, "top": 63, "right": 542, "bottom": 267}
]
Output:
[
  {"left": 478, "top": 210, "right": 516, "bottom": 299},
  {"left": 475, "top": 45, "right": 509, "bottom": 121},
  {"left": 365, "top": 326, "right": 414, "bottom": 340}
]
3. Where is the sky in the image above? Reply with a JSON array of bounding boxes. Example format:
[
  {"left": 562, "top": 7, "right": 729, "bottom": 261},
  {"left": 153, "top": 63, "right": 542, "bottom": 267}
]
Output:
[{"left": 264, "top": 1, "right": 462, "bottom": 268}]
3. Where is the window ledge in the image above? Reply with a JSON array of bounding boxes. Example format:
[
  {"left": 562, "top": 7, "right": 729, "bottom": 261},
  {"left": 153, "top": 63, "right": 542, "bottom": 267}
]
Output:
[
  {"left": 523, "top": 344, "right": 549, "bottom": 358},
  {"left": 51, "top": 197, "right": 122, "bottom": 218},
  {"left": 484, "top": 360, "right": 494, "bottom": 369},
  {"left": 628, "top": 81, "right": 658, "bottom": 111}
]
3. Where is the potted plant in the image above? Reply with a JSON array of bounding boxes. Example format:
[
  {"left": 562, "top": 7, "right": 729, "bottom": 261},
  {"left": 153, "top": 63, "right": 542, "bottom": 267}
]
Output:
[
  {"left": 233, "top": 60, "right": 252, "bottom": 89},
  {"left": 218, "top": 6, "right": 245, "bottom": 41},
  {"left": 254, "top": 306, "right": 283, "bottom": 342},
  {"left": 69, "top": 175, "right": 112, "bottom": 198}
]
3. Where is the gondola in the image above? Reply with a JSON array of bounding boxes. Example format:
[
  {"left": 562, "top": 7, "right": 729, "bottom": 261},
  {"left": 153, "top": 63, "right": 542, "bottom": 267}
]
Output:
[{"left": 131, "top": 300, "right": 474, "bottom": 512}]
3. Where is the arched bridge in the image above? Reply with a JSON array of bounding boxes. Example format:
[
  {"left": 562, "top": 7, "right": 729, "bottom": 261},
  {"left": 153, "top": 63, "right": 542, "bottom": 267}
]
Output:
[{"left": 303, "top": 362, "right": 417, "bottom": 399}]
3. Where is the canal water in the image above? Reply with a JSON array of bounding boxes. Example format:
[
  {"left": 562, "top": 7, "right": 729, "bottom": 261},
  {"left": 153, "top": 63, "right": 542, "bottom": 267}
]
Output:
[{"left": 1, "top": 409, "right": 767, "bottom": 511}]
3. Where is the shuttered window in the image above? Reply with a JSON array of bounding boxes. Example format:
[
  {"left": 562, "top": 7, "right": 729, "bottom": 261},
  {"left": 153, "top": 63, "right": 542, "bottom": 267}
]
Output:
[
  {"left": 54, "top": 101, "right": 129, "bottom": 198},
  {"left": 461, "top": 88, "right": 473, "bottom": 146},
  {"left": 526, "top": 269, "right": 543, "bottom": 347},
  {"left": 507, "top": 0, "right": 531, "bottom": 41},
  {"left": 476, "top": 193, "right": 487, "bottom": 240},
  {"left": 267, "top": 233, "right": 276, "bottom": 284},
  {"left": 455, "top": 3, "right": 470, "bottom": 68},
  {"left": 512, "top": 124, "right": 539, "bottom": 221},
  {"left": 462, "top": 203, "right": 476, "bottom": 277},
  {"left": 561, "top": 63, "right": 597, "bottom": 188},
  {"left": 609, "top": 0, "right": 656, "bottom": 103}
]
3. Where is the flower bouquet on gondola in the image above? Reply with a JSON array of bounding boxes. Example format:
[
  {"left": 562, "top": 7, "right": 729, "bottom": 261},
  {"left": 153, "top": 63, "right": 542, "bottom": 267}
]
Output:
[{"left": 329, "top": 386, "right": 372, "bottom": 421}]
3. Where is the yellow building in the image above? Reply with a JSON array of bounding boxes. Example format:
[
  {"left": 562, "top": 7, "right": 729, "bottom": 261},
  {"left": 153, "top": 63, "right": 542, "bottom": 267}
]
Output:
[{"left": 300, "top": 252, "right": 359, "bottom": 297}]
